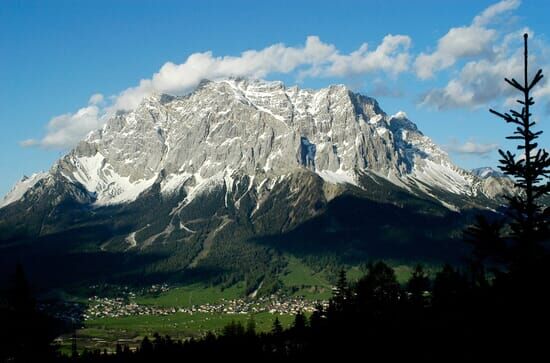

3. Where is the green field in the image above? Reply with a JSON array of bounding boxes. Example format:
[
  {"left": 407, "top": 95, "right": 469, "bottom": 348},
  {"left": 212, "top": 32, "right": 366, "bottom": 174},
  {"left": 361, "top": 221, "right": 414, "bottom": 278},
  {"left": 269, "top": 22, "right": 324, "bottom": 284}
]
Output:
[
  {"left": 87, "top": 311, "right": 293, "bottom": 336},
  {"left": 132, "top": 257, "right": 335, "bottom": 306},
  {"left": 280, "top": 256, "right": 332, "bottom": 299},
  {"left": 135, "top": 282, "right": 246, "bottom": 307},
  {"left": 62, "top": 312, "right": 294, "bottom": 353}
]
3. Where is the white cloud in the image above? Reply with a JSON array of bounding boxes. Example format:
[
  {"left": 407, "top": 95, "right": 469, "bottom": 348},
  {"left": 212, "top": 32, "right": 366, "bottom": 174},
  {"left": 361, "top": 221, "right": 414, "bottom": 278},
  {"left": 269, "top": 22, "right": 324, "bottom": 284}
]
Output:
[
  {"left": 420, "top": 51, "right": 524, "bottom": 109},
  {"left": 19, "top": 139, "right": 38, "bottom": 147},
  {"left": 111, "top": 35, "right": 411, "bottom": 113},
  {"left": 417, "top": 1, "right": 548, "bottom": 110},
  {"left": 415, "top": 26, "right": 496, "bottom": 79},
  {"left": 414, "top": 0, "right": 520, "bottom": 79},
  {"left": 21, "top": 97, "right": 104, "bottom": 149},
  {"left": 445, "top": 139, "right": 499, "bottom": 155},
  {"left": 310, "top": 34, "right": 412, "bottom": 78},
  {"left": 24, "top": 35, "right": 411, "bottom": 149},
  {"left": 88, "top": 93, "right": 104, "bottom": 105},
  {"left": 111, "top": 36, "right": 336, "bottom": 112},
  {"left": 472, "top": 0, "right": 520, "bottom": 27}
]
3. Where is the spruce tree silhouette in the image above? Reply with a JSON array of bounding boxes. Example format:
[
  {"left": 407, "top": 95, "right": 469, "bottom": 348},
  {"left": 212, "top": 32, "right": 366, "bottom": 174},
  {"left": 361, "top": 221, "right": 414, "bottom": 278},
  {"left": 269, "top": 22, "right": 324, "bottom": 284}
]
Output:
[
  {"left": 1, "top": 263, "right": 59, "bottom": 363},
  {"left": 487, "top": 33, "right": 549, "bottom": 270},
  {"left": 271, "top": 316, "right": 283, "bottom": 336},
  {"left": 431, "top": 264, "right": 467, "bottom": 310},
  {"left": 329, "top": 268, "right": 349, "bottom": 315},
  {"left": 355, "top": 261, "right": 400, "bottom": 313},
  {"left": 71, "top": 331, "right": 78, "bottom": 359},
  {"left": 139, "top": 336, "right": 153, "bottom": 359},
  {"left": 464, "top": 34, "right": 549, "bottom": 360},
  {"left": 291, "top": 311, "right": 308, "bottom": 333},
  {"left": 10, "top": 263, "right": 35, "bottom": 313},
  {"left": 465, "top": 34, "right": 549, "bottom": 302},
  {"left": 245, "top": 316, "right": 256, "bottom": 337},
  {"left": 407, "top": 264, "right": 430, "bottom": 308}
]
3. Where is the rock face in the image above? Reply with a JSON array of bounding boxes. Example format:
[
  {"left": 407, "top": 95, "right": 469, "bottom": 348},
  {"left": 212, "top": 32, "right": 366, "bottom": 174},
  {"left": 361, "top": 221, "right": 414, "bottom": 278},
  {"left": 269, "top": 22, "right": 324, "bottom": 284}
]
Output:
[
  {"left": 0, "top": 78, "right": 512, "bottom": 252},
  {"left": 3, "top": 79, "right": 507, "bottom": 208},
  {"left": 471, "top": 167, "right": 515, "bottom": 199},
  {"left": 472, "top": 167, "right": 504, "bottom": 179}
]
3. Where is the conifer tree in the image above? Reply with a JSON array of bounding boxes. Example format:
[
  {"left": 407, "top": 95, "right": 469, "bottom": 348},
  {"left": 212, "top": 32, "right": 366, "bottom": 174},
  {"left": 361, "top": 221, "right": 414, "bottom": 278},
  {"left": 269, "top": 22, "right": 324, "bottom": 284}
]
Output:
[
  {"left": 245, "top": 316, "right": 256, "bottom": 337},
  {"left": 407, "top": 264, "right": 430, "bottom": 307},
  {"left": 491, "top": 33, "right": 549, "bottom": 261},
  {"left": 140, "top": 336, "right": 153, "bottom": 356},
  {"left": 272, "top": 316, "right": 283, "bottom": 336},
  {"left": 431, "top": 264, "right": 467, "bottom": 309},
  {"left": 468, "top": 33, "right": 549, "bottom": 274},
  {"left": 71, "top": 331, "right": 78, "bottom": 359},
  {"left": 292, "top": 311, "right": 308, "bottom": 332},
  {"left": 10, "top": 263, "right": 34, "bottom": 312},
  {"left": 330, "top": 268, "right": 349, "bottom": 313},
  {"left": 355, "top": 262, "right": 400, "bottom": 311}
]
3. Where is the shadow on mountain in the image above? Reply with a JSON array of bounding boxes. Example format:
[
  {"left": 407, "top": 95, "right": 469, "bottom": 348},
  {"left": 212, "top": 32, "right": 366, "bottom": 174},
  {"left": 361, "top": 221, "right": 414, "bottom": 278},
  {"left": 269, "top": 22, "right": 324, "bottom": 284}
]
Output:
[
  {"left": 255, "top": 194, "right": 484, "bottom": 265},
  {"left": 0, "top": 224, "right": 228, "bottom": 291}
]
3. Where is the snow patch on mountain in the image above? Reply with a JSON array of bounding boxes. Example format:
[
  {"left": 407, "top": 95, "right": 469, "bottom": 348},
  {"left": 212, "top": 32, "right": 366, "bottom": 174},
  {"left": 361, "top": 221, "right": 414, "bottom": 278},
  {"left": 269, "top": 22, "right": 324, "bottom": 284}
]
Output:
[
  {"left": 161, "top": 172, "right": 192, "bottom": 195},
  {"left": 317, "top": 169, "right": 357, "bottom": 186},
  {"left": 63, "top": 152, "right": 157, "bottom": 205},
  {"left": 472, "top": 167, "right": 504, "bottom": 179},
  {"left": 0, "top": 173, "right": 47, "bottom": 208},
  {"left": 411, "top": 159, "right": 476, "bottom": 196},
  {"left": 392, "top": 111, "right": 408, "bottom": 119}
]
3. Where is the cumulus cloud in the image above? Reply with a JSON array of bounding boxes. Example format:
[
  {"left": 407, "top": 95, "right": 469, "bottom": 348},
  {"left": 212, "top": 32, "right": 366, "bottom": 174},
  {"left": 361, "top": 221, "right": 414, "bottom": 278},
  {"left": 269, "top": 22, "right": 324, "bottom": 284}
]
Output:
[
  {"left": 112, "top": 34, "right": 411, "bottom": 113},
  {"left": 421, "top": 25, "right": 550, "bottom": 111},
  {"left": 302, "top": 34, "right": 411, "bottom": 79},
  {"left": 414, "top": 0, "right": 520, "bottom": 79},
  {"left": 111, "top": 36, "right": 337, "bottom": 112},
  {"left": 417, "top": 1, "right": 548, "bottom": 110},
  {"left": 532, "top": 74, "right": 550, "bottom": 115},
  {"left": 472, "top": 0, "right": 520, "bottom": 27},
  {"left": 21, "top": 97, "right": 105, "bottom": 149},
  {"left": 420, "top": 49, "right": 525, "bottom": 109},
  {"left": 88, "top": 93, "right": 104, "bottom": 105},
  {"left": 24, "top": 35, "right": 411, "bottom": 149},
  {"left": 445, "top": 139, "right": 499, "bottom": 155},
  {"left": 415, "top": 27, "right": 496, "bottom": 80}
]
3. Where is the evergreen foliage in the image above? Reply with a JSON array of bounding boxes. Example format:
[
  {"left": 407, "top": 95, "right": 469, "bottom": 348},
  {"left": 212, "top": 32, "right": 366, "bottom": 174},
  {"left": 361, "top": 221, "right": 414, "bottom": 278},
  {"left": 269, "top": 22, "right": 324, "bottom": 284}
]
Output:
[{"left": 467, "top": 33, "right": 549, "bottom": 273}]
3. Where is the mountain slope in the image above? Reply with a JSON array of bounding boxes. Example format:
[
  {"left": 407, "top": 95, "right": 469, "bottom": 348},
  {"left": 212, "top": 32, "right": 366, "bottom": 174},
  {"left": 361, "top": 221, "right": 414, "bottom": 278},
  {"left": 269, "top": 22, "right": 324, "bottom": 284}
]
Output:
[{"left": 0, "top": 79, "right": 512, "bottom": 289}]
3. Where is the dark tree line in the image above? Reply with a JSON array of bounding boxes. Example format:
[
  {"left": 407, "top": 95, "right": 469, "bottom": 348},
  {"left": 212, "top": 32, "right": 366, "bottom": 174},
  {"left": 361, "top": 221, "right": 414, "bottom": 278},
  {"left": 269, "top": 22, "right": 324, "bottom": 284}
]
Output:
[{"left": 0, "top": 264, "right": 62, "bottom": 363}]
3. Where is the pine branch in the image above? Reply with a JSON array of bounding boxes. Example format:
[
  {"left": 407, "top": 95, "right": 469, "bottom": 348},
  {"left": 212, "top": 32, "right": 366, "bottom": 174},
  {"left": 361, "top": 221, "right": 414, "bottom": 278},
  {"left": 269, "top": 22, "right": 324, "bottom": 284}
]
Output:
[
  {"left": 528, "top": 69, "right": 544, "bottom": 90},
  {"left": 489, "top": 109, "right": 523, "bottom": 125},
  {"left": 505, "top": 77, "right": 525, "bottom": 91}
]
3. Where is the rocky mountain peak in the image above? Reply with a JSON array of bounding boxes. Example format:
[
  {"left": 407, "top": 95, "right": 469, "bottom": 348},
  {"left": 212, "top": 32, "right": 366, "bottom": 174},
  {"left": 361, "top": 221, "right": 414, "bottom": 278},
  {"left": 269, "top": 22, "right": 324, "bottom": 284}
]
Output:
[
  {"left": 471, "top": 167, "right": 505, "bottom": 179},
  {"left": 2, "top": 79, "right": 511, "bottom": 211}
]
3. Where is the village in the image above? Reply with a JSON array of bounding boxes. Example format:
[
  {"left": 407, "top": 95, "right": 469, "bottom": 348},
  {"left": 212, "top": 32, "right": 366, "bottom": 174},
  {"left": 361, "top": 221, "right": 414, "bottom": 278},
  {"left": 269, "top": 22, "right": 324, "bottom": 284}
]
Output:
[{"left": 83, "top": 294, "right": 329, "bottom": 320}]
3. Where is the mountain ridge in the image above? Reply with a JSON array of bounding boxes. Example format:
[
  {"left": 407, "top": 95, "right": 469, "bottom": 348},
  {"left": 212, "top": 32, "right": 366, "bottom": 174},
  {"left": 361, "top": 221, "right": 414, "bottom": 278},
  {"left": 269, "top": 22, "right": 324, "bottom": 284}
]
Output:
[{"left": 1, "top": 78, "right": 512, "bottom": 212}]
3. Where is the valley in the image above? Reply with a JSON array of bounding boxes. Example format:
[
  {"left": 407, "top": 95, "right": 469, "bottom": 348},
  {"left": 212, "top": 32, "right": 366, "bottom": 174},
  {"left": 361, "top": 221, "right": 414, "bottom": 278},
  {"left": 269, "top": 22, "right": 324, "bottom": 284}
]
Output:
[{"left": 43, "top": 257, "right": 416, "bottom": 353}]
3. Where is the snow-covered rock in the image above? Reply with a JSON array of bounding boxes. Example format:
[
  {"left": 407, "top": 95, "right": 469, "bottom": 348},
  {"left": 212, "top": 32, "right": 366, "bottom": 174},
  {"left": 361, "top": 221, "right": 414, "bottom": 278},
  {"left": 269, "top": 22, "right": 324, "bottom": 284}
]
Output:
[
  {"left": 2, "top": 79, "right": 511, "bottom": 210},
  {"left": 0, "top": 173, "right": 47, "bottom": 208},
  {"left": 471, "top": 167, "right": 504, "bottom": 179}
]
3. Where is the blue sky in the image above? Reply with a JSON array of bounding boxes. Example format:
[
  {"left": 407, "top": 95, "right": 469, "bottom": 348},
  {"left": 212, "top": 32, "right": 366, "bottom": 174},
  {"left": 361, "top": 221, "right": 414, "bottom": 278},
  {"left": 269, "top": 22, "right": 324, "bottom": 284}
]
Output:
[{"left": 1, "top": 0, "right": 549, "bottom": 196}]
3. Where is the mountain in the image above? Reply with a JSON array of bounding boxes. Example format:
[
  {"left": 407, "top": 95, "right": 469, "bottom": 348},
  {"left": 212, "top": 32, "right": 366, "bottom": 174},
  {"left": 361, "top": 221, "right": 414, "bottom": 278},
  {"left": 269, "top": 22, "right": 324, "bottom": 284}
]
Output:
[
  {"left": 0, "top": 79, "right": 513, "bottom": 290},
  {"left": 471, "top": 167, "right": 504, "bottom": 179}
]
